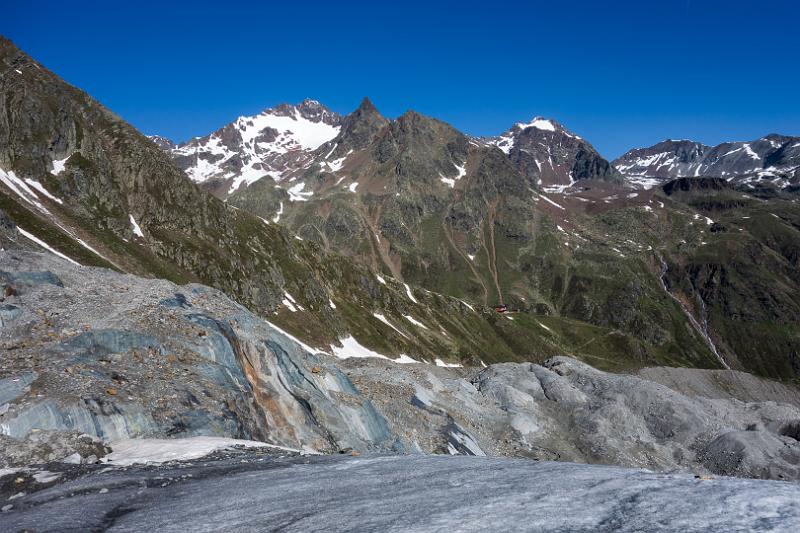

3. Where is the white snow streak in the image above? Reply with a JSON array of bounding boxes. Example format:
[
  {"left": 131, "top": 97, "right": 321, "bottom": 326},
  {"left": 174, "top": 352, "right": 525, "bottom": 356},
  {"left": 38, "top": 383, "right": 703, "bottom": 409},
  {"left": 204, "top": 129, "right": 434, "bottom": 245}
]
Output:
[
  {"left": 403, "top": 314, "right": 429, "bottom": 330},
  {"left": 17, "top": 227, "right": 79, "bottom": 265},
  {"left": 104, "top": 437, "right": 304, "bottom": 465},
  {"left": 373, "top": 312, "right": 409, "bottom": 338},
  {"left": 272, "top": 201, "right": 284, "bottom": 223},
  {"left": 403, "top": 283, "right": 419, "bottom": 303},
  {"left": 129, "top": 215, "right": 144, "bottom": 237},
  {"left": 539, "top": 194, "right": 565, "bottom": 210},
  {"left": 24, "top": 179, "right": 63, "bottom": 204}
]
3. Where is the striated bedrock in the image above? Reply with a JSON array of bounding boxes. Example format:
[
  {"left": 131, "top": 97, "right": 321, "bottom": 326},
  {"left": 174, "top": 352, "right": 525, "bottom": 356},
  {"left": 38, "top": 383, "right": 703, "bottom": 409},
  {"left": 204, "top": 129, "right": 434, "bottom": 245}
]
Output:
[{"left": 1, "top": 251, "right": 799, "bottom": 480}]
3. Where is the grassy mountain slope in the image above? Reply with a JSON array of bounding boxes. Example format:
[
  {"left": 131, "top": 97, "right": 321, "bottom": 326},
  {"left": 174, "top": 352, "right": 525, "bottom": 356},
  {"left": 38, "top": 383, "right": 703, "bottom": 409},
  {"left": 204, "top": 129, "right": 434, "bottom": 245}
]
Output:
[
  {"left": 4, "top": 37, "right": 797, "bottom": 378},
  {"left": 228, "top": 105, "right": 800, "bottom": 379},
  {"left": 0, "top": 36, "right": 721, "bottom": 372}
]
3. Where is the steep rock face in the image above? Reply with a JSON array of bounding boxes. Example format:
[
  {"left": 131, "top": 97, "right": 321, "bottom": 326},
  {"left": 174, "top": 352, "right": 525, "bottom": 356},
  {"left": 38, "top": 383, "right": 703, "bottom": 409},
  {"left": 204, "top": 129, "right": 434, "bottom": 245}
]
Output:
[
  {"left": 316, "top": 97, "right": 388, "bottom": 160},
  {"left": 657, "top": 178, "right": 800, "bottom": 378},
  {"left": 615, "top": 135, "right": 800, "bottom": 189},
  {"left": 2, "top": 252, "right": 799, "bottom": 482},
  {"left": 0, "top": 251, "right": 399, "bottom": 453},
  {"left": 146, "top": 135, "right": 176, "bottom": 151},
  {"left": 483, "top": 118, "right": 622, "bottom": 189}
]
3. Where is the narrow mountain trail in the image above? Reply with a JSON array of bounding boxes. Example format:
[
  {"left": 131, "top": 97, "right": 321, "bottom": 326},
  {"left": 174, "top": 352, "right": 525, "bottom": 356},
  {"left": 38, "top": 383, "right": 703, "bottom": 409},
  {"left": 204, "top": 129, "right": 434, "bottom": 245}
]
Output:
[
  {"left": 658, "top": 256, "right": 730, "bottom": 369},
  {"left": 574, "top": 329, "right": 620, "bottom": 351}
]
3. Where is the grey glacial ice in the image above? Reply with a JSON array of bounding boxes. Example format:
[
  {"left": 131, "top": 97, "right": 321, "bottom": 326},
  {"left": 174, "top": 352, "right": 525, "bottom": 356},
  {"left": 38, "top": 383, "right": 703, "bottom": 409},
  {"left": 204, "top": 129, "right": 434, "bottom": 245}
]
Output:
[{"left": 2, "top": 453, "right": 800, "bottom": 532}]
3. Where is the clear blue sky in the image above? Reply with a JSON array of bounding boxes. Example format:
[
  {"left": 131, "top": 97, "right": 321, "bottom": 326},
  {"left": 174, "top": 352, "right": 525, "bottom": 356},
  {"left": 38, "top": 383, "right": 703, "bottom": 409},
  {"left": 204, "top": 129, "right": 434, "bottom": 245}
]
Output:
[{"left": 4, "top": 0, "right": 798, "bottom": 158}]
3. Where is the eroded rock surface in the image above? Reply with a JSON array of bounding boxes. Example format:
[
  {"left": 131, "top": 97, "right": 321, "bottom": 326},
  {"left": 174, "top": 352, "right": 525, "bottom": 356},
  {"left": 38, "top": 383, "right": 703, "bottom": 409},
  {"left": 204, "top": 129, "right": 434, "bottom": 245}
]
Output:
[{"left": 2, "top": 251, "right": 799, "bottom": 481}]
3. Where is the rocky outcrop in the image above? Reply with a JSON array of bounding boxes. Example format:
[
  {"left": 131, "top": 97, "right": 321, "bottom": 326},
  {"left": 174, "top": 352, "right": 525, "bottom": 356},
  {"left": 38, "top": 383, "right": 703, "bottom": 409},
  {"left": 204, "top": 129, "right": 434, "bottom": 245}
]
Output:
[
  {"left": 0, "top": 251, "right": 397, "bottom": 455},
  {"left": 2, "top": 251, "right": 798, "bottom": 481},
  {"left": 316, "top": 96, "right": 389, "bottom": 159}
]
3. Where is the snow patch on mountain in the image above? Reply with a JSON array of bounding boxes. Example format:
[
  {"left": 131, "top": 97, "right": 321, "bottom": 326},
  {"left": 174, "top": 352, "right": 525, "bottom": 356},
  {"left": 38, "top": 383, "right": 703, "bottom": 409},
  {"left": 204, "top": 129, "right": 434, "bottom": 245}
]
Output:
[
  {"left": 288, "top": 182, "right": 313, "bottom": 202},
  {"left": 403, "top": 314, "right": 429, "bottom": 329},
  {"left": 50, "top": 154, "right": 71, "bottom": 175},
  {"left": 16, "top": 227, "right": 79, "bottom": 265},
  {"left": 24, "top": 178, "right": 62, "bottom": 204},
  {"left": 372, "top": 312, "right": 409, "bottom": 338},
  {"left": 519, "top": 118, "right": 556, "bottom": 132},
  {"left": 129, "top": 215, "right": 144, "bottom": 237}
]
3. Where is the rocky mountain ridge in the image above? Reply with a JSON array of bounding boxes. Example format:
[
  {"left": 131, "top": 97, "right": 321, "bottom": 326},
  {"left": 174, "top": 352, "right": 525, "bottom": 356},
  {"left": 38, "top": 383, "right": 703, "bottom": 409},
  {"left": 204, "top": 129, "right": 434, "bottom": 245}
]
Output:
[
  {"left": 159, "top": 100, "right": 622, "bottom": 200},
  {"left": 614, "top": 135, "right": 800, "bottom": 189}
]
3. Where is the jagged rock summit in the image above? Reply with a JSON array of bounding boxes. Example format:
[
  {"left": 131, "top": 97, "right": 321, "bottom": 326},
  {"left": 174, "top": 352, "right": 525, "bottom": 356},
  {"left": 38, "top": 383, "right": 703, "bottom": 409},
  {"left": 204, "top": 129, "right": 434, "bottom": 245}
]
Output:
[{"left": 483, "top": 116, "right": 622, "bottom": 190}]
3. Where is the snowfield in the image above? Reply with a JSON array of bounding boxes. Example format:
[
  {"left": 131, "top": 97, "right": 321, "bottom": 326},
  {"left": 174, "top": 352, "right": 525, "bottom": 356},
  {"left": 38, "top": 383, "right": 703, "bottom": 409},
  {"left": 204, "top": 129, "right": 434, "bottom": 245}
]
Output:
[
  {"left": 2, "top": 454, "right": 799, "bottom": 532},
  {"left": 102, "top": 437, "right": 303, "bottom": 465}
]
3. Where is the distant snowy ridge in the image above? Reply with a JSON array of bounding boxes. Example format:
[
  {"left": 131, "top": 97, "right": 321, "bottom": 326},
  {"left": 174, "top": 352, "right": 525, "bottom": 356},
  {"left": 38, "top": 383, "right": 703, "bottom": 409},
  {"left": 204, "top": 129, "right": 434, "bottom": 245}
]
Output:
[{"left": 614, "top": 135, "right": 800, "bottom": 189}]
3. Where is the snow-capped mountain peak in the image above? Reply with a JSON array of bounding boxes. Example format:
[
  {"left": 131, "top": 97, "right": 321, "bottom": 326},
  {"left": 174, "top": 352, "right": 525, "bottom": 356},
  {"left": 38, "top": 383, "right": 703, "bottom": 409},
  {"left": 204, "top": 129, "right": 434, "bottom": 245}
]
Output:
[
  {"left": 163, "top": 100, "right": 342, "bottom": 195},
  {"left": 517, "top": 117, "right": 556, "bottom": 132},
  {"left": 482, "top": 116, "right": 620, "bottom": 188},
  {"left": 147, "top": 135, "right": 177, "bottom": 150}
]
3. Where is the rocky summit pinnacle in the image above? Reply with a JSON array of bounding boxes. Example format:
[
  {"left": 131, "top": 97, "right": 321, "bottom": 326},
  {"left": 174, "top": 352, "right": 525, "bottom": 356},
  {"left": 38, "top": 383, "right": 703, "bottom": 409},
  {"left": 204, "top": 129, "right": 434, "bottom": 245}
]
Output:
[
  {"left": 317, "top": 96, "right": 389, "bottom": 159},
  {"left": 483, "top": 117, "right": 622, "bottom": 190}
]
